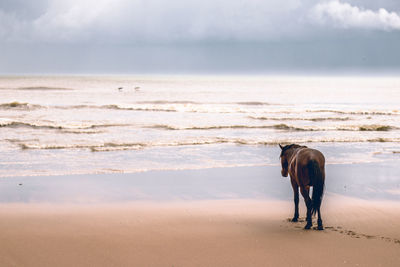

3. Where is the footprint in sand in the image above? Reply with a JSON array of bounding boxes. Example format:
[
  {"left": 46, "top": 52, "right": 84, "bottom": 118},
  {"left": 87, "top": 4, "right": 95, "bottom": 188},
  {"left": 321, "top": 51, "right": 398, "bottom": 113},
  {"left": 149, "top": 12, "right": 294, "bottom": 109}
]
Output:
[
  {"left": 285, "top": 219, "right": 400, "bottom": 245},
  {"left": 286, "top": 217, "right": 305, "bottom": 223},
  {"left": 323, "top": 226, "right": 400, "bottom": 245}
]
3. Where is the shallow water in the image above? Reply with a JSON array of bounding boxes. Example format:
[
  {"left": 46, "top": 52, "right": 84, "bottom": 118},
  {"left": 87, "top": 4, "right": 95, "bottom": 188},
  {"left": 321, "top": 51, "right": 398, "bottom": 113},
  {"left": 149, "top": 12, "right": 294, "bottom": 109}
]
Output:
[
  {"left": 0, "top": 75, "right": 400, "bottom": 177},
  {"left": 1, "top": 163, "right": 400, "bottom": 203}
]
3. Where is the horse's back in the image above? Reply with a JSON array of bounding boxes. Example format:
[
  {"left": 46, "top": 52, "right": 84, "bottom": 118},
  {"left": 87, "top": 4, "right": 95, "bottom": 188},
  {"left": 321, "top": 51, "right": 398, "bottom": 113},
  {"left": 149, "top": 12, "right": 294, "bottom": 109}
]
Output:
[
  {"left": 295, "top": 148, "right": 325, "bottom": 183},
  {"left": 297, "top": 148, "right": 325, "bottom": 168}
]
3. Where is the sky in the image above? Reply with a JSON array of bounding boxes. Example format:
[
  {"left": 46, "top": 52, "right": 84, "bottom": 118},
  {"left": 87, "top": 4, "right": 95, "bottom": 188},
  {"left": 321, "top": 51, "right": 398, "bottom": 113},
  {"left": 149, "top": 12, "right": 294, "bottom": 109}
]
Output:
[{"left": 0, "top": 0, "right": 400, "bottom": 74}]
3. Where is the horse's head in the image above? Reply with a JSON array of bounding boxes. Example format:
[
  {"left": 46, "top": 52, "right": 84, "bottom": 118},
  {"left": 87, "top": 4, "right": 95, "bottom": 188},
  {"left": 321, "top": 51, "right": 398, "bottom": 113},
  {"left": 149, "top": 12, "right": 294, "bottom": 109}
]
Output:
[
  {"left": 279, "top": 144, "right": 290, "bottom": 177},
  {"left": 279, "top": 143, "right": 307, "bottom": 177}
]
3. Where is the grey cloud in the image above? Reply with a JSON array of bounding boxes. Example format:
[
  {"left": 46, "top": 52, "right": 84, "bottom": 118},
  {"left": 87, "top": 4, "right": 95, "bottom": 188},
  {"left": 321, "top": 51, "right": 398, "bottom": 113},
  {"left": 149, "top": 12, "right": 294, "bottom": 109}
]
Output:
[
  {"left": 310, "top": 0, "right": 400, "bottom": 31},
  {"left": 1, "top": 0, "right": 400, "bottom": 74},
  {"left": 1, "top": 0, "right": 400, "bottom": 44},
  {"left": 1, "top": 0, "right": 308, "bottom": 43},
  {"left": 1, "top": 0, "right": 400, "bottom": 45},
  {"left": 0, "top": 0, "right": 48, "bottom": 19}
]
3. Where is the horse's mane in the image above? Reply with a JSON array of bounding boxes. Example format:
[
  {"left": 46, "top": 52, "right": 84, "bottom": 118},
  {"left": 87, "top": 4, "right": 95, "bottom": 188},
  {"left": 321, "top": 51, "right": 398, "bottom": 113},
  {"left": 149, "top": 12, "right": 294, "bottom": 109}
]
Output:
[{"left": 280, "top": 144, "right": 306, "bottom": 157}]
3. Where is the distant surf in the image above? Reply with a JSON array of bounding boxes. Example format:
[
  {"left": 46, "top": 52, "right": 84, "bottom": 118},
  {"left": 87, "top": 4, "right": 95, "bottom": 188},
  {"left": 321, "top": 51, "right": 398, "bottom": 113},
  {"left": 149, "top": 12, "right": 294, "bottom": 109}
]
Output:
[{"left": 1, "top": 75, "right": 400, "bottom": 177}]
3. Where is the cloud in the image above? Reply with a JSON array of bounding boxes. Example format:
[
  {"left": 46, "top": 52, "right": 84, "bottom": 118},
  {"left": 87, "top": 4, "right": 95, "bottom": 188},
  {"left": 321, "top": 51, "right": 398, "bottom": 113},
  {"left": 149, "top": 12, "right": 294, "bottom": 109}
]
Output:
[
  {"left": 310, "top": 0, "right": 400, "bottom": 31},
  {"left": 0, "top": 0, "right": 305, "bottom": 44},
  {"left": 1, "top": 0, "right": 400, "bottom": 45}
]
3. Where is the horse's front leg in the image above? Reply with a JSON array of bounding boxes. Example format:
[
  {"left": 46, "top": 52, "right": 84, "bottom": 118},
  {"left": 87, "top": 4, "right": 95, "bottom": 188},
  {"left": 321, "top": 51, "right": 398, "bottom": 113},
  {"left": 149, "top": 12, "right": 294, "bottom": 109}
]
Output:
[
  {"left": 300, "top": 185, "right": 312, "bottom": 229},
  {"left": 290, "top": 180, "right": 299, "bottom": 222}
]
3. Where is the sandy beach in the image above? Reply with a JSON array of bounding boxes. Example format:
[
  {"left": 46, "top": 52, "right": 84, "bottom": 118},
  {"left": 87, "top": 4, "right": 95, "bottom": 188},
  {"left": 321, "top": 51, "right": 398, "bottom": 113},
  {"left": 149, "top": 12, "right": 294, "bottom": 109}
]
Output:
[
  {"left": 0, "top": 198, "right": 399, "bottom": 267},
  {"left": 0, "top": 166, "right": 399, "bottom": 266}
]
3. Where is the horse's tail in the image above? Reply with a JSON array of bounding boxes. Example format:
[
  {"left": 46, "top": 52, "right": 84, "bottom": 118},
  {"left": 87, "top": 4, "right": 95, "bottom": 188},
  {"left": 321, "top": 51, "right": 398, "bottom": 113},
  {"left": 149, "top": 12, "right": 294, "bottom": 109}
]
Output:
[{"left": 308, "top": 160, "right": 325, "bottom": 216}]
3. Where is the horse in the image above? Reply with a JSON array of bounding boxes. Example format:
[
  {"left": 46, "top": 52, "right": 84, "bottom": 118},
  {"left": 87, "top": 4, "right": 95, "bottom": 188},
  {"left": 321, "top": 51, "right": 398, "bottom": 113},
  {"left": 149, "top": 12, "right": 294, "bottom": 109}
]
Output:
[{"left": 279, "top": 144, "right": 325, "bottom": 230}]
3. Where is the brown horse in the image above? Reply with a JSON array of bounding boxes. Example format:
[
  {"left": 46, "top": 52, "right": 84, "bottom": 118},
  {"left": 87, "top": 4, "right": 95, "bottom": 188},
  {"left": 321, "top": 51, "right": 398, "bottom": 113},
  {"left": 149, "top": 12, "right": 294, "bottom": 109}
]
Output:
[{"left": 279, "top": 144, "right": 325, "bottom": 230}]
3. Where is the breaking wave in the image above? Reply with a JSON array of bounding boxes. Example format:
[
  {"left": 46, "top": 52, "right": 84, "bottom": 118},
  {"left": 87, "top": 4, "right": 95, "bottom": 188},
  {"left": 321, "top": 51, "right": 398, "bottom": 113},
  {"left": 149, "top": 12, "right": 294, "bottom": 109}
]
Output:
[
  {"left": 0, "top": 121, "right": 129, "bottom": 130},
  {"left": 101, "top": 104, "right": 178, "bottom": 112},
  {"left": 249, "top": 116, "right": 351, "bottom": 122},
  {"left": 123, "top": 101, "right": 272, "bottom": 106},
  {"left": 9, "top": 137, "right": 400, "bottom": 152},
  {"left": 357, "top": 125, "right": 393, "bottom": 131},
  {"left": 6, "top": 102, "right": 395, "bottom": 118},
  {"left": 52, "top": 103, "right": 272, "bottom": 113},
  {"left": 147, "top": 124, "right": 311, "bottom": 131},
  {"left": 55, "top": 104, "right": 178, "bottom": 112},
  {"left": 1, "top": 120, "right": 397, "bottom": 133},
  {"left": 236, "top": 101, "right": 272, "bottom": 106},
  {"left": 0, "top": 102, "right": 43, "bottom": 110},
  {"left": 47, "top": 105, "right": 400, "bottom": 117},
  {"left": 13, "top": 140, "right": 230, "bottom": 152},
  {"left": 146, "top": 124, "right": 397, "bottom": 132},
  {"left": 307, "top": 109, "right": 400, "bottom": 116},
  {"left": 136, "top": 101, "right": 199, "bottom": 104}
]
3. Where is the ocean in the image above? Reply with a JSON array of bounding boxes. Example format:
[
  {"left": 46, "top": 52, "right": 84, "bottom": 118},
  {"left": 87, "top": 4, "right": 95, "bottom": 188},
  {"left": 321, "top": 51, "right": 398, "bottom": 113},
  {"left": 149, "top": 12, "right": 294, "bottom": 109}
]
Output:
[{"left": 1, "top": 75, "right": 400, "bottom": 177}]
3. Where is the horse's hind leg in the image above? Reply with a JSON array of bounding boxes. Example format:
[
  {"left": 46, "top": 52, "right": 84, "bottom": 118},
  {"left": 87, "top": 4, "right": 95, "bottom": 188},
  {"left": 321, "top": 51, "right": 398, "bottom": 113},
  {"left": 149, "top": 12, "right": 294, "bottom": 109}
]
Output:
[
  {"left": 291, "top": 181, "right": 299, "bottom": 222},
  {"left": 317, "top": 208, "right": 323, "bottom": 230},
  {"left": 300, "top": 186, "right": 312, "bottom": 229}
]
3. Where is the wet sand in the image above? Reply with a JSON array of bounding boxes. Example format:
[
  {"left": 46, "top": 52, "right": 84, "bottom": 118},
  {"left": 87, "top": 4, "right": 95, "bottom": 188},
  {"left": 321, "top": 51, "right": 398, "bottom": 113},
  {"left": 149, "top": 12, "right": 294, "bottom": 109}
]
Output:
[{"left": 0, "top": 165, "right": 400, "bottom": 266}]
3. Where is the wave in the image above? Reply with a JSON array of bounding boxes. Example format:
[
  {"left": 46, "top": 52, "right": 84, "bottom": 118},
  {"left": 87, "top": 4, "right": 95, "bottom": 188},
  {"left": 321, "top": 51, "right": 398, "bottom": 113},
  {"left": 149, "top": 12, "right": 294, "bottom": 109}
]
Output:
[
  {"left": 55, "top": 104, "right": 178, "bottom": 112},
  {"left": 0, "top": 102, "right": 43, "bottom": 110},
  {"left": 136, "top": 101, "right": 199, "bottom": 104},
  {"left": 147, "top": 124, "right": 309, "bottom": 131},
  {"left": 0, "top": 122, "right": 63, "bottom": 130},
  {"left": 2, "top": 101, "right": 398, "bottom": 119},
  {"left": 16, "top": 86, "right": 74, "bottom": 91},
  {"left": 236, "top": 101, "right": 271, "bottom": 106},
  {"left": 5, "top": 139, "right": 289, "bottom": 151},
  {"left": 249, "top": 116, "right": 351, "bottom": 122},
  {"left": 57, "top": 104, "right": 215, "bottom": 113},
  {"left": 101, "top": 104, "right": 178, "bottom": 112},
  {"left": 331, "top": 125, "right": 396, "bottom": 131},
  {"left": 358, "top": 125, "right": 393, "bottom": 131},
  {"left": 10, "top": 137, "right": 400, "bottom": 152},
  {"left": 17, "top": 142, "right": 146, "bottom": 151},
  {"left": 53, "top": 103, "right": 271, "bottom": 113},
  {"left": 0, "top": 121, "right": 129, "bottom": 130},
  {"left": 1, "top": 120, "right": 397, "bottom": 133},
  {"left": 76, "top": 106, "right": 400, "bottom": 116},
  {"left": 52, "top": 104, "right": 398, "bottom": 116},
  {"left": 56, "top": 104, "right": 246, "bottom": 114},
  {"left": 146, "top": 123, "right": 397, "bottom": 132},
  {"left": 135, "top": 101, "right": 272, "bottom": 106},
  {"left": 307, "top": 109, "right": 399, "bottom": 116},
  {"left": 14, "top": 140, "right": 226, "bottom": 152}
]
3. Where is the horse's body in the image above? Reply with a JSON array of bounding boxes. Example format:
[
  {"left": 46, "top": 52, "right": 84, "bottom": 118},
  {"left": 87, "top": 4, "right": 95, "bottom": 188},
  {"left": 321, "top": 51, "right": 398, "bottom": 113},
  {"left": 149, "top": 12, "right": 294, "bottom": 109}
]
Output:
[{"left": 279, "top": 144, "right": 325, "bottom": 230}]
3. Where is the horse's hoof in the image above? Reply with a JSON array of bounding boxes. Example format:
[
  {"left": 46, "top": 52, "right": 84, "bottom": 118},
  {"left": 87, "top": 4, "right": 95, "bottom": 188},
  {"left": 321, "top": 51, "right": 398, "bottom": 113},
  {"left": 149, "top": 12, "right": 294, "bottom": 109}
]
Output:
[
  {"left": 304, "top": 224, "right": 312, "bottom": 230},
  {"left": 317, "top": 225, "right": 324, "bottom": 230},
  {"left": 291, "top": 218, "right": 298, "bottom": 222}
]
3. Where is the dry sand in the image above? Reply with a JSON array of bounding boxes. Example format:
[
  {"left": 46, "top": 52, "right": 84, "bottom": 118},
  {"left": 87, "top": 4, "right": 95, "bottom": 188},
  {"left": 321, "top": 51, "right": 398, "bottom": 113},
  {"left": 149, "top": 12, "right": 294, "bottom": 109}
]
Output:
[{"left": 0, "top": 196, "right": 399, "bottom": 267}]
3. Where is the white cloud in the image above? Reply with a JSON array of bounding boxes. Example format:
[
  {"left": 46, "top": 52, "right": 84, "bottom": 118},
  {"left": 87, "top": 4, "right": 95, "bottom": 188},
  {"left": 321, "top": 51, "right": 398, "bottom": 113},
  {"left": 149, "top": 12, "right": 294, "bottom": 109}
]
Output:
[{"left": 310, "top": 0, "right": 400, "bottom": 31}]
